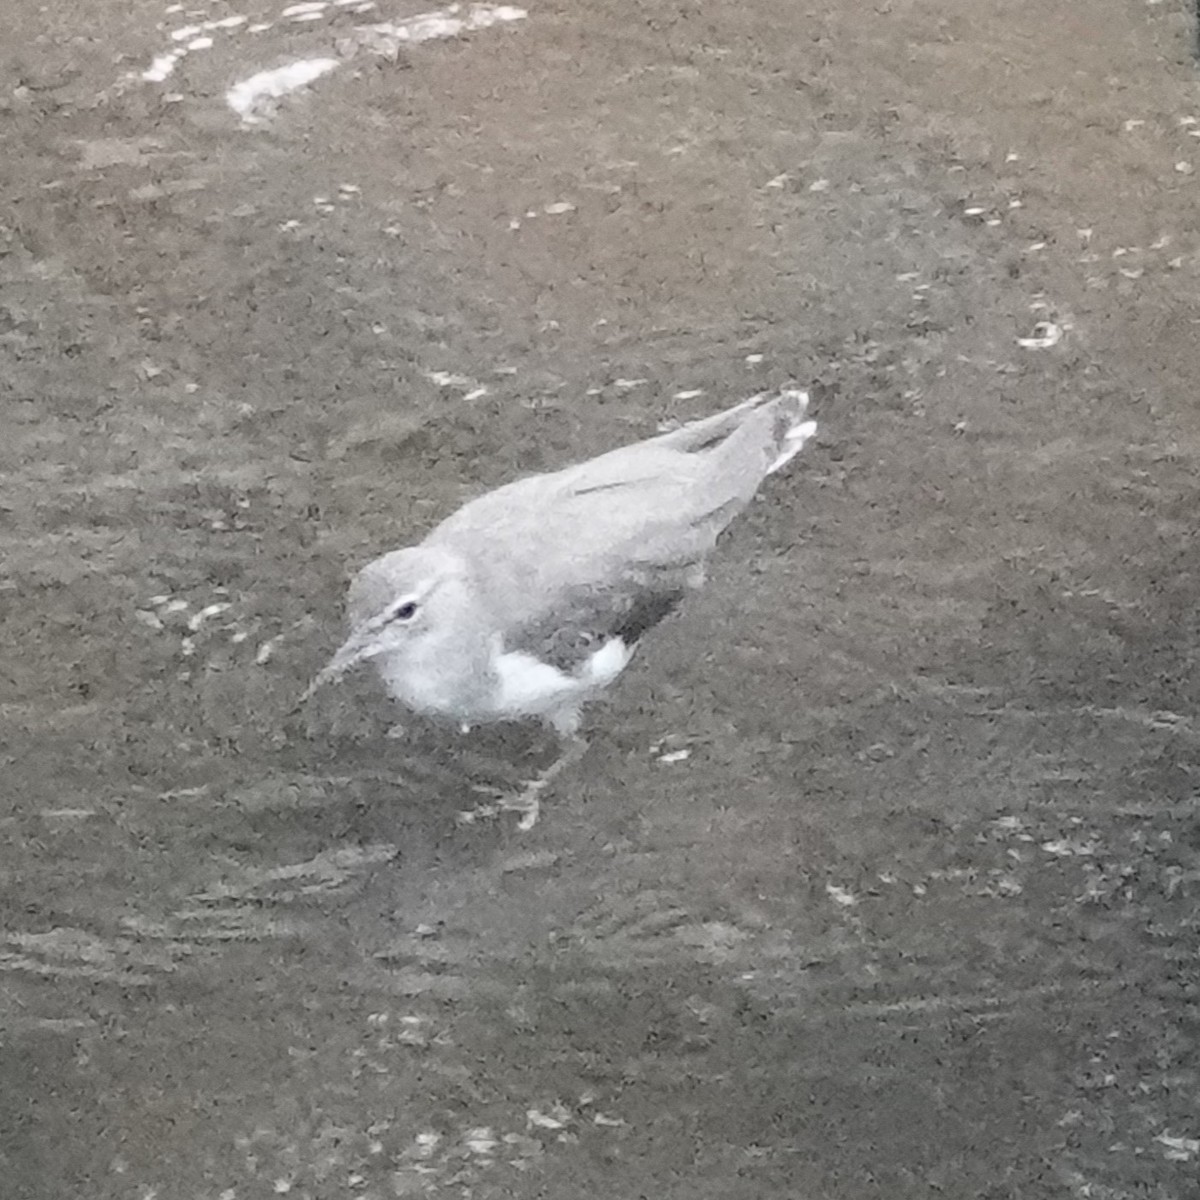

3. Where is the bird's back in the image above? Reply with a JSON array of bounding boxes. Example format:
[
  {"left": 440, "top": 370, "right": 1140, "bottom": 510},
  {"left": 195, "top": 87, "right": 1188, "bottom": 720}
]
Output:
[{"left": 425, "top": 391, "right": 813, "bottom": 631}]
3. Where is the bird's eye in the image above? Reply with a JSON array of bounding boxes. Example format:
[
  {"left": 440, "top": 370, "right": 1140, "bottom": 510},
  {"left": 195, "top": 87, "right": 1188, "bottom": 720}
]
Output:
[{"left": 391, "top": 600, "right": 418, "bottom": 622}]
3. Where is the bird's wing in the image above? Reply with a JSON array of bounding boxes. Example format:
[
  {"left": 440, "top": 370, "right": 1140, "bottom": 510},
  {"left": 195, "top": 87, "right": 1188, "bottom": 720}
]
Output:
[
  {"left": 427, "top": 457, "right": 725, "bottom": 632},
  {"left": 425, "top": 392, "right": 809, "bottom": 633},
  {"left": 500, "top": 574, "right": 687, "bottom": 673}
]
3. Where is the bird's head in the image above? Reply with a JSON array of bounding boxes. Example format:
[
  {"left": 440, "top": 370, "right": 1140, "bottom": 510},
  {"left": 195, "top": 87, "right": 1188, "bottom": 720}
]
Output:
[{"left": 300, "top": 544, "right": 469, "bottom": 700}]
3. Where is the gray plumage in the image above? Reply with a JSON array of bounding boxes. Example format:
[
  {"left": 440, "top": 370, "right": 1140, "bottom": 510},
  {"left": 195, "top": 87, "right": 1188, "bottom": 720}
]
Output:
[{"left": 308, "top": 390, "right": 817, "bottom": 740}]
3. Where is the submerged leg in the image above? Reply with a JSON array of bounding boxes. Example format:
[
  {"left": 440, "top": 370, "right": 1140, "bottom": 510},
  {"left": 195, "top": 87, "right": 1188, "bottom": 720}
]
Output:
[
  {"left": 501, "top": 734, "right": 589, "bottom": 830},
  {"left": 457, "top": 734, "right": 589, "bottom": 831}
]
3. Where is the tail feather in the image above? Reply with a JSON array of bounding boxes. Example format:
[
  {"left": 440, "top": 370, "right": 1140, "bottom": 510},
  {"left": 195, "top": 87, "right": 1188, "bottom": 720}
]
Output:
[
  {"left": 649, "top": 393, "right": 765, "bottom": 452},
  {"left": 766, "top": 389, "right": 817, "bottom": 474},
  {"left": 715, "top": 387, "right": 816, "bottom": 477},
  {"left": 653, "top": 388, "right": 815, "bottom": 461},
  {"left": 684, "top": 387, "right": 816, "bottom": 523},
  {"left": 767, "top": 420, "right": 818, "bottom": 473}
]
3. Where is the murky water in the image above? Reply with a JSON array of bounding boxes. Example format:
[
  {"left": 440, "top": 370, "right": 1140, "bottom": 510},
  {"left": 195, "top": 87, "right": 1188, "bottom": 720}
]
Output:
[{"left": 3, "top": 0, "right": 1198, "bottom": 1196}]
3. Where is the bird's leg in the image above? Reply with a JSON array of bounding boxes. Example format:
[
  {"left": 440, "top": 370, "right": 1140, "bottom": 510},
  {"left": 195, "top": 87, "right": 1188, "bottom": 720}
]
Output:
[
  {"left": 500, "top": 733, "right": 589, "bottom": 830},
  {"left": 456, "top": 733, "right": 589, "bottom": 830}
]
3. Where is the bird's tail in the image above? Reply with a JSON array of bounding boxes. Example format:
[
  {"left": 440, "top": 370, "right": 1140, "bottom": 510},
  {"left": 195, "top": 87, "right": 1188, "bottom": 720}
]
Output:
[
  {"left": 652, "top": 388, "right": 816, "bottom": 464},
  {"left": 674, "top": 388, "right": 817, "bottom": 528},
  {"left": 708, "top": 388, "right": 817, "bottom": 480},
  {"left": 763, "top": 389, "right": 818, "bottom": 474}
]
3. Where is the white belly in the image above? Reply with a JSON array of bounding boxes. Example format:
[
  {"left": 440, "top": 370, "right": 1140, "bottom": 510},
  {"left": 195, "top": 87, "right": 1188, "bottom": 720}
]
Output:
[
  {"left": 493, "top": 637, "right": 634, "bottom": 722},
  {"left": 371, "top": 636, "right": 634, "bottom": 732}
]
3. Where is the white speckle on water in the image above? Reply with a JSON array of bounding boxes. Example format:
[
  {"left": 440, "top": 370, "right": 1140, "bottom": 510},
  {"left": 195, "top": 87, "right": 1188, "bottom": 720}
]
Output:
[
  {"left": 357, "top": 4, "right": 526, "bottom": 49},
  {"left": 426, "top": 370, "right": 475, "bottom": 387},
  {"left": 764, "top": 172, "right": 789, "bottom": 189},
  {"left": 162, "top": 598, "right": 190, "bottom": 615},
  {"left": 412, "top": 1132, "right": 441, "bottom": 1157},
  {"left": 187, "top": 602, "right": 232, "bottom": 632},
  {"left": 613, "top": 378, "right": 647, "bottom": 389},
  {"left": 203, "top": 15, "right": 249, "bottom": 30},
  {"left": 465, "top": 1127, "right": 497, "bottom": 1154},
  {"left": 279, "top": 218, "right": 302, "bottom": 230},
  {"left": 169, "top": 24, "right": 202, "bottom": 40},
  {"left": 1017, "top": 321, "right": 1064, "bottom": 349},
  {"left": 744, "top": 353, "right": 764, "bottom": 364},
  {"left": 338, "top": 182, "right": 361, "bottom": 194},
  {"left": 186, "top": 36, "right": 213, "bottom": 50},
  {"left": 826, "top": 884, "right": 857, "bottom": 907},
  {"left": 1174, "top": 160, "right": 1194, "bottom": 175},
  {"left": 673, "top": 389, "right": 704, "bottom": 399},
  {"left": 463, "top": 386, "right": 489, "bottom": 401},
  {"left": 248, "top": 21, "right": 272, "bottom": 31},
  {"left": 963, "top": 205, "right": 986, "bottom": 216},
  {"left": 1041, "top": 837, "right": 1097, "bottom": 856},
  {"left": 543, "top": 200, "right": 575, "bottom": 214},
  {"left": 226, "top": 58, "right": 340, "bottom": 123},
  {"left": 658, "top": 748, "right": 691, "bottom": 764},
  {"left": 1123, "top": 118, "right": 1145, "bottom": 131},
  {"left": 281, "top": 1, "right": 328, "bottom": 15},
  {"left": 526, "top": 1107, "right": 568, "bottom": 1130},
  {"left": 808, "top": 177, "right": 830, "bottom": 191},
  {"left": 142, "top": 52, "right": 182, "bottom": 82},
  {"left": 1155, "top": 1132, "right": 1199, "bottom": 1161}
]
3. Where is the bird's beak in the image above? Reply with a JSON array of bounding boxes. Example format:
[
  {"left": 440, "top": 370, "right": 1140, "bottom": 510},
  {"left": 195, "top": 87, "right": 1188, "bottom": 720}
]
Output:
[{"left": 295, "top": 627, "right": 376, "bottom": 706}]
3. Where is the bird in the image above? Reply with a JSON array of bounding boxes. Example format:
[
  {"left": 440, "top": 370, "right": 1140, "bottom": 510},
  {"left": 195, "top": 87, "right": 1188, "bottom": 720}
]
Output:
[{"left": 303, "top": 389, "right": 818, "bottom": 826}]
